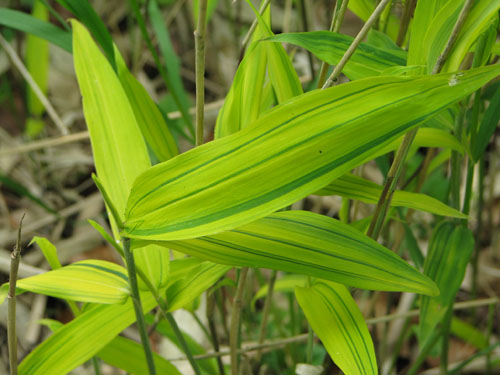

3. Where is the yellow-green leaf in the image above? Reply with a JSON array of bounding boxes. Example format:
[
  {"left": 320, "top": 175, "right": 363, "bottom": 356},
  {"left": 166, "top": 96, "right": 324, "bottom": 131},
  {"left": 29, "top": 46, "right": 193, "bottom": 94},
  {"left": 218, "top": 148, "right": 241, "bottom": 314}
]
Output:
[
  {"left": 114, "top": 45, "right": 178, "bottom": 162},
  {"left": 124, "top": 66, "right": 500, "bottom": 241},
  {"left": 149, "top": 211, "right": 438, "bottom": 295},
  {"left": 296, "top": 280, "right": 378, "bottom": 375},
  {"left": 0, "top": 260, "right": 130, "bottom": 305},
  {"left": 315, "top": 173, "right": 466, "bottom": 218},
  {"left": 72, "top": 19, "right": 169, "bottom": 291},
  {"left": 419, "top": 222, "right": 474, "bottom": 348},
  {"left": 19, "top": 292, "right": 157, "bottom": 375}
]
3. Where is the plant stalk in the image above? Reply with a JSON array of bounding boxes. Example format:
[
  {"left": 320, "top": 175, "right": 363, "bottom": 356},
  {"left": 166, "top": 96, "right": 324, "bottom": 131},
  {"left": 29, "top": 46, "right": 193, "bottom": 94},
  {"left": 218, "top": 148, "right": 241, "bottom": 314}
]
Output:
[
  {"left": 122, "top": 238, "right": 157, "bottom": 375},
  {"left": 256, "top": 270, "right": 277, "bottom": 362},
  {"left": 322, "top": 0, "right": 391, "bottom": 88},
  {"left": 194, "top": 0, "right": 208, "bottom": 146},
  {"left": 166, "top": 312, "right": 202, "bottom": 375},
  {"left": 8, "top": 214, "right": 25, "bottom": 375},
  {"left": 207, "top": 293, "right": 226, "bottom": 375},
  {"left": 396, "top": 0, "right": 416, "bottom": 47},
  {"left": 230, "top": 267, "right": 249, "bottom": 375},
  {"left": 367, "top": 0, "right": 474, "bottom": 239}
]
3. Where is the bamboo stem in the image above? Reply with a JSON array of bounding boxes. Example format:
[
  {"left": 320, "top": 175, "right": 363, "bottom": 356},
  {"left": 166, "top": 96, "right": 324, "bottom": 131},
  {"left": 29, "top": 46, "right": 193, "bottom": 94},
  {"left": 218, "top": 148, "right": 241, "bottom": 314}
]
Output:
[
  {"left": 194, "top": 0, "right": 208, "bottom": 146},
  {"left": 8, "top": 214, "right": 25, "bottom": 375},
  {"left": 166, "top": 312, "right": 202, "bottom": 375},
  {"left": 322, "top": 0, "right": 391, "bottom": 88},
  {"left": 367, "top": 0, "right": 475, "bottom": 239},
  {"left": 255, "top": 270, "right": 277, "bottom": 362},
  {"left": 396, "top": 0, "right": 416, "bottom": 47},
  {"left": 230, "top": 267, "right": 249, "bottom": 375},
  {"left": 122, "top": 239, "right": 156, "bottom": 375}
]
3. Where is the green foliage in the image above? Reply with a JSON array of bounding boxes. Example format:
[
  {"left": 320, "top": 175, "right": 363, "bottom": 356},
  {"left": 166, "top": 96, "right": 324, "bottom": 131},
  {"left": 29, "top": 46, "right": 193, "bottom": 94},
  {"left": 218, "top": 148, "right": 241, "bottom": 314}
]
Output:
[{"left": 4, "top": 1, "right": 500, "bottom": 373}]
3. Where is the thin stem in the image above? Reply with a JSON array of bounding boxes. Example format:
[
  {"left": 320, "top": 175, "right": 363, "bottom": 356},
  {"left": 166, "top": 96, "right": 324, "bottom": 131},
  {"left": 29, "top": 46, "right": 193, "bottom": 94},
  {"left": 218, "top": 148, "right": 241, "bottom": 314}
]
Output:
[
  {"left": 440, "top": 305, "right": 453, "bottom": 374},
  {"left": 8, "top": 214, "right": 25, "bottom": 375},
  {"left": 0, "top": 34, "right": 67, "bottom": 135},
  {"left": 122, "top": 238, "right": 156, "bottom": 375},
  {"left": 396, "top": 0, "right": 416, "bottom": 47},
  {"left": 366, "top": 129, "right": 417, "bottom": 238},
  {"left": 91, "top": 357, "right": 101, "bottom": 375},
  {"left": 306, "top": 276, "right": 314, "bottom": 363},
  {"left": 194, "top": 0, "right": 208, "bottom": 146},
  {"left": 316, "top": 0, "right": 347, "bottom": 88},
  {"left": 166, "top": 312, "right": 202, "bottom": 375},
  {"left": 206, "top": 293, "right": 225, "bottom": 375},
  {"left": 256, "top": 270, "right": 277, "bottom": 362},
  {"left": 367, "top": 0, "right": 474, "bottom": 238},
  {"left": 431, "top": 0, "right": 475, "bottom": 75},
  {"left": 230, "top": 267, "right": 249, "bottom": 375},
  {"left": 322, "top": 0, "right": 391, "bottom": 88}
]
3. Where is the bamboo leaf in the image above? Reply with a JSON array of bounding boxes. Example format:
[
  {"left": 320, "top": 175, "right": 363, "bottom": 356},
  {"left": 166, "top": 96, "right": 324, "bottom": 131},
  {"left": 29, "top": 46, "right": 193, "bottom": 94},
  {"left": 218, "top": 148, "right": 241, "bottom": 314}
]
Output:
[
  {"left": 296, "top": 280, "right": 378, "bottom": 375},
  {"left": 165, "top": 262, "right": 230, "bottom": 311},
  {"left": 419, "top": 222, "right": 474, "bottom": 348},
  {"left": 315, "top": 173, "right": 466, "bottom": 218},
  {"left": 214, "top": 11, "right": 270, "bottom": 138},
  {"left": 444, "top": 0, "right": 500, "bottom": 72},
  {"left": 253, "top": 274, "right": 307, "bottom": 305},
  {"left": 29, "top": 236, "right": 62, "bottom": 270},
  {"left": 40, "top": 318, "right": 182, "bottom": 375},
  {"left": 57, "top": 0, "right": 116, "bottom": 67},
  {"left": 408, "top": 0, "right": 452, "bottom": 66},
  {"left": 72, "top": 20, "right": 169, "bottom": 290},
  {"left": 148, "top": 0, "right": 194, "bottom": 136},
  {"left": 0, "top": 8, "right": 72, "bottom": 52},
  {"left": 472, "top": 86, "right": 500, "bottom": 161},
  {"left": 348, "top": 0, "right": 399, "bottom": 41},
  {"left": 114, "top": 45, "right": 178, "bottom": 163},
  {"left": 25, "top": 0, "right": 49, "bottom": 124},
  {"left": 148, "top": 211, "right": 438, "bottom": 295},
  {"left": 124, "top": 66, "right": 500, "bottom": 241},
  {"left": 19, "top": 293, "right": 157, "bottom": 375},
  {"left": 265, "top": 31, "right": 406, "bottom": 80},
  {"left": 72, "top": 19, "right": 150, "bottom": 223},
  {"left": 0, "top": 260, "right": 130, "bottom": 305},
  {"left": 98, "top": 335, "right": 182, "bottom": 375}
]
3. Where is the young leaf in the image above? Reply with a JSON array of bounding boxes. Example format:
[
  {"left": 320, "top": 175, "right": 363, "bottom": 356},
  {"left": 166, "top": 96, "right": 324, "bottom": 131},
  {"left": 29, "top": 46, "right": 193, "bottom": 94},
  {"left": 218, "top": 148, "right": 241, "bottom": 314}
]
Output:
[
  {"left": 147, "top": 211, "right": 438, "bottom": 295},
  {"left": 114, "top": 45, "right": 178, "bottom": 163},
  {"left": 265, "top": 31, "right": 407, "bottom": 80},
  {"left": 0, "top": 260, "right": 130, "bottom": 305},
  {"left": 472, "top": 86, "right": 500, "bottom": 161},
  {"left": 72, "top": 20, "right": 170, "bottom": 290},
  {"left": 348, "top": 0, "right": 399, "bottom": 41},
  {"left": 25, "top": 0, "right": 49, "bottom": 126},
  {"left": 98, "top": 335, "right": 182, "bottom": 375},
  {"left": 0, "top": 8, "right": 72, "bottom": 52},
  {"left": 18, "top": 292, "right": 157, "bottom": 375},
  {"left": 165, "top": 262, "right": 230, "bottom": 311},
  {"left": 29, "top": 236, "right": 62, "bottom": 270},
  {"left": 124, "top": 66, "right": 500, "bottom": 242},
  {"left": 40, "top": 318, "right": 183, "bottom": 375},
  {"left": 419, "top": 222, "right": 474, "bottom": 348},
  {"left": 72, "top": 19, "right": 150, "bottom": 223},
  {"left": 253, "top": 274, "right": 307, "bottom": 304},
  {"left": 57, "top": 0, "right": 116, "bottom": 67},
  {"left": 296, "top": 280, "right": 378, "bottom": 375},
  {"left": 315, "top": 173, "right": 466, "bottom": 218}
]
